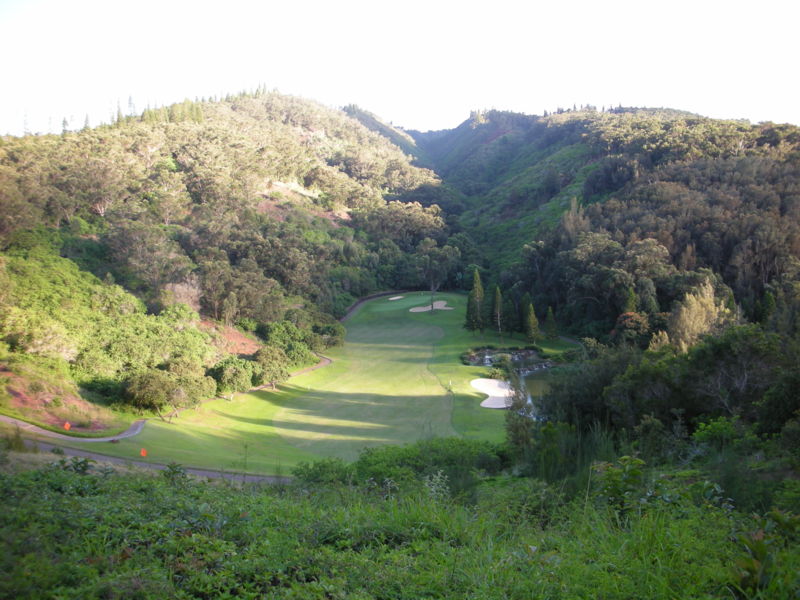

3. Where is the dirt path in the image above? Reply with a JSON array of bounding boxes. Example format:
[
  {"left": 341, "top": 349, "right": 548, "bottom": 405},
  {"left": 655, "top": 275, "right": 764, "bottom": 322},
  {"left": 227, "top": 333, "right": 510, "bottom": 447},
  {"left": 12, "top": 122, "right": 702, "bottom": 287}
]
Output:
[
  {"left": 4, "top": 350, "right": 336, "bottom": 443},
  {"left": 4, "top": 353, "right": 337, "bottom": 481},
  {"left": 0, "top": 414, "right": 146, "bottom": 442},
  {"left": 24, "top": 439, "right": 290, "bottom": 483},
  {"left": 339, "top": 290, "right": 408, "bottom": 322},
  {"left": 287, "top": 354, "right": 332, "bottom": 378}
]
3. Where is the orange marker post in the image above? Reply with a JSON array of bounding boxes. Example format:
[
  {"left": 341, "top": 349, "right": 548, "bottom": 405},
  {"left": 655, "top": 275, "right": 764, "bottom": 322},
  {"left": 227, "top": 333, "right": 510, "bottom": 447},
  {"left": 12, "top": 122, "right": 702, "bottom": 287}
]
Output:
[
  {"left": 140, "top": 448, "right": 147, "bottom": 457},
  {"left": 63, "top": 422, "right": 71, "bottom": 431}
]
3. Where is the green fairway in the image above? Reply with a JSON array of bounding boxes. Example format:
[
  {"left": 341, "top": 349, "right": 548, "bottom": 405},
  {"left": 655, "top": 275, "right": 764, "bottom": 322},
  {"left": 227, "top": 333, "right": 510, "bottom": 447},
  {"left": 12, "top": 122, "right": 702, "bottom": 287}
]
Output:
[{"left": 48, "top": 292, "right": 555, "bottom": 475}]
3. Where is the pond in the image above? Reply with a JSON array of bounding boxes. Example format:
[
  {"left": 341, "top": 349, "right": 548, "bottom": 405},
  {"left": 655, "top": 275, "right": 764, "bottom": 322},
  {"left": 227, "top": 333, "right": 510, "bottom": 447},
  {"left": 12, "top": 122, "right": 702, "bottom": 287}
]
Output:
[{"left": 523, "top": 370, "right": 551, "bottom": 404}]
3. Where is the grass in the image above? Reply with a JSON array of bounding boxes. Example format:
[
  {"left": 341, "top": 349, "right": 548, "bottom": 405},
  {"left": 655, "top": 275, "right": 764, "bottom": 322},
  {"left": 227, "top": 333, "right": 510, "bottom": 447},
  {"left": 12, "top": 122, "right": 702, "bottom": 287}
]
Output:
[{"left": 24, "top": 293, "right": 576, "bottom": 475}]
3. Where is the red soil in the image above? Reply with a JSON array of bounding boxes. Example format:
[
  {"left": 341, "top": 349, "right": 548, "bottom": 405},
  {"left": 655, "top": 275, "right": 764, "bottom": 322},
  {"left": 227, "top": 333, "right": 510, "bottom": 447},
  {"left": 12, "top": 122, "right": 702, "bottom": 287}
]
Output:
[
  {"left": 199, "top": 321, "right": 262, "bottom": 356},
  {"left": 1, "top": 365, "right": 109, "bottom": 431}
]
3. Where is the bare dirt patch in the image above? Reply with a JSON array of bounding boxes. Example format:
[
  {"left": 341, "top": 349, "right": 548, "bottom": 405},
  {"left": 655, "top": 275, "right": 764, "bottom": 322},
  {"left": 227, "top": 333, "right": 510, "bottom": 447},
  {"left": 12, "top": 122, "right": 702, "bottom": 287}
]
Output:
[
  {"left": 200, "top": 321, "right": 262, "bottom": 356},
  {"left": 1, "top": 365, "right": 118, "bottom": 431}
]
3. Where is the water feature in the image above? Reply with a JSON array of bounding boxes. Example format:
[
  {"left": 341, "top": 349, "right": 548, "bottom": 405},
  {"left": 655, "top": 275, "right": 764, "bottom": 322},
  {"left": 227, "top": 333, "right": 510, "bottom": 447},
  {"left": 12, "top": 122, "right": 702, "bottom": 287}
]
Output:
[{"left": 523, "top": 371, "right": 550, "bottom": 405}]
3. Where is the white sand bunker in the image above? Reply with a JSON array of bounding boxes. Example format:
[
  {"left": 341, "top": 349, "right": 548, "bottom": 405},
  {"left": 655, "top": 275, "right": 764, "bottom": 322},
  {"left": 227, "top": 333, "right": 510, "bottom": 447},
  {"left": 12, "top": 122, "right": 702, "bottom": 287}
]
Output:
[
  {"left": 409, "top": 300, "right": 454, "bottom": 313},
  {"left": 388, "top": 296, "right": 404, "bottom": 301},
  {"left": 471, "top": 378, "right": 514, "bottom": 409}
]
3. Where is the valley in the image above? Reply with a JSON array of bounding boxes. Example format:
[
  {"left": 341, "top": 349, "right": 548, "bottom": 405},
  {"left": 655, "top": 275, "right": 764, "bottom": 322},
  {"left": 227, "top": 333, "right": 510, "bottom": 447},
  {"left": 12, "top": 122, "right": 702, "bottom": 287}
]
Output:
[
  {"left": 20, "top": 293, "right": 510, "bottom": 474},
  {"left": 1, "top": 92, "right": 799, "bottom": 598}
]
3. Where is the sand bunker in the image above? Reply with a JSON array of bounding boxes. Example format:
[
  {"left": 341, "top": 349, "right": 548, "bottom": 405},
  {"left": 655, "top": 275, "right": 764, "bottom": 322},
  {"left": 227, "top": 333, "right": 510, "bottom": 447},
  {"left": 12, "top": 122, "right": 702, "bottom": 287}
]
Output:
[
  {"left": 388, "top": 296, "right": 404, "bottom": 301},
  {"left": 471, "top": 378, "right": 514, "bottom": 409},
  {"left": 409, "top": 300, "right": 454, "bottom": 313}
]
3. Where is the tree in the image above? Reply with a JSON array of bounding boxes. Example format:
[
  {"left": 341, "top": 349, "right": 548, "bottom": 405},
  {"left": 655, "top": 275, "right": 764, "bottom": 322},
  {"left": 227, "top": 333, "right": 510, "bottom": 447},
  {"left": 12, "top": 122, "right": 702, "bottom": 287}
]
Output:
[
  {"left": 125, "top": 369, "right": 177, "bottom": 421},
  {"left": 208, "top": 356, "right": 255, "bottom": 400},
  {"left": 415, "top": 238, "right": 461, "bottom": 310},
  {"left": 253, "top": 345, "right": 290, "bottom": 390},
  {"left": 518, "top": 292, "right": 532, "bottom": 334},
  {"left": 544, "top": 306, "right": 558, "bottom": 339},
  {"left": 524, "top": 303, "right": 539, "bottom": 343},
  {"left": 492, "top": 286, "right": 503, "bottom": 339},
  {"left": 667, "top": 280, "right": 732, "bottom": 353},
  {"left": 464, "top": 267, "right": 484, "bottom": 333}
]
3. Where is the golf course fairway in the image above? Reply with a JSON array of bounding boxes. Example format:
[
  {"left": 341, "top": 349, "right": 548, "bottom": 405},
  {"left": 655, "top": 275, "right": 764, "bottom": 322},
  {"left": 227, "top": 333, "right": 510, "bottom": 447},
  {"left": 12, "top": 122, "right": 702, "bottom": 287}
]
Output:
[{"left": 51, "top": 293, "right": 512, "bottom": 475}]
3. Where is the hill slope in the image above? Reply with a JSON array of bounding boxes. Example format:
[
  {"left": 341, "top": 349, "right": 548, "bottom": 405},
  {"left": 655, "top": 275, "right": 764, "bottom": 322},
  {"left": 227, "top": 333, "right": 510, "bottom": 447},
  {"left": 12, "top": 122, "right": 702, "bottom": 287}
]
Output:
[
  {"left": 402, "top": 108, "right": 800, "bottom": 326},
  {"left": 0, "top": 91, "right": 453, "bottom": 422}
]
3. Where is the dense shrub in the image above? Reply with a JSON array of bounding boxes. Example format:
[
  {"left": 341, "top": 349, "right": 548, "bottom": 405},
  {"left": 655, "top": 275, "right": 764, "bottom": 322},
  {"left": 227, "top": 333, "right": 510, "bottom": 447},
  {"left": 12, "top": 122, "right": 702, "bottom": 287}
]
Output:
[{"left": 1, "top": 463, "right": 798, "bottom": 599}]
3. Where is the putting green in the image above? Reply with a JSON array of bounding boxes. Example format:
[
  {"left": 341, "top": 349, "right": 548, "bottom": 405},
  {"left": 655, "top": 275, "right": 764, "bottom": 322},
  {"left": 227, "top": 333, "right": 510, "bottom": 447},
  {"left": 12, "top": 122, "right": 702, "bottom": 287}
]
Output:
[{"left": 50, "top": 292, "right": 516, "bottom": 475}]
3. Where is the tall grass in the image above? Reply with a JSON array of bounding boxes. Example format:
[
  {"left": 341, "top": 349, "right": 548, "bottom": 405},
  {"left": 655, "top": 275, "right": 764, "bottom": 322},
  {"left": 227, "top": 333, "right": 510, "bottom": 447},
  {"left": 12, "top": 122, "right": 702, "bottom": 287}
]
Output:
[{"left": 3, "top": 459, "right": 799, "bottom": 599}]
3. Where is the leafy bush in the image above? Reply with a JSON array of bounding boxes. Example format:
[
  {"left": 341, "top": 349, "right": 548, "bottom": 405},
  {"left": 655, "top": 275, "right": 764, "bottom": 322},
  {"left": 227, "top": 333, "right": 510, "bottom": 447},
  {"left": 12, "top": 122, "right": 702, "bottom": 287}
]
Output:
[
  {"left": 693, "top": 416, "right": 759, "bottom": 453},
  {"left": 1, "top": 463, "right": 792, "bottom": 599},
  {"left": 207, "top": 356, "right": 257, "bottom": 399},
  {"left": 292, "top": 458, "right": 352, "bottom": 485},
  {"left": 284, "top": 341, "right": 316, "bottom": 368}
]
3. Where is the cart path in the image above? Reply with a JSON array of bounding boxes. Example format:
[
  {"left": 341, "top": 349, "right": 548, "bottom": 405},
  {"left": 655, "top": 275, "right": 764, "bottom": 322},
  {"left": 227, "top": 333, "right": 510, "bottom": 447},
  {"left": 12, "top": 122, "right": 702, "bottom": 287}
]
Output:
[
  {"left": 0, "top": 414, "right": 147, "bottom": 442},
  {"left": 23, "top": 439, "right": 290, "bottom": 483},
  {"left": 2, "top": 351, "right": 335, "bottom": 444},
  {"left": 339, "top": 290, "right": 408, "bottom": 322}
]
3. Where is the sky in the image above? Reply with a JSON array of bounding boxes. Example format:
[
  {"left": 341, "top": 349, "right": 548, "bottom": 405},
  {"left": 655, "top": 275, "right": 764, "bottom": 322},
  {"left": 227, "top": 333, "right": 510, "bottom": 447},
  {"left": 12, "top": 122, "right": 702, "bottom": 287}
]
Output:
[{"left": 1, "top": 0, "right": 799, "bottom": 136}]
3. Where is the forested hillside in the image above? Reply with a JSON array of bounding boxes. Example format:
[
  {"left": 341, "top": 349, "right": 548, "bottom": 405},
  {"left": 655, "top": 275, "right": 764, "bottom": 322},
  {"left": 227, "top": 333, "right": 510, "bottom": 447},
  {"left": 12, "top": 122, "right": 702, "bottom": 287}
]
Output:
[
  {"left": 403, "top": 107, "right": 800, "bottom": 333},
  {"left": 2, "top": 93, "right": 800, "bottom": 597},
  {"left": 386, "top": 107, "right": 800, "bottom": 520},
  {"left": 0, "top": 90, "right": 468, "bottom": 421}
]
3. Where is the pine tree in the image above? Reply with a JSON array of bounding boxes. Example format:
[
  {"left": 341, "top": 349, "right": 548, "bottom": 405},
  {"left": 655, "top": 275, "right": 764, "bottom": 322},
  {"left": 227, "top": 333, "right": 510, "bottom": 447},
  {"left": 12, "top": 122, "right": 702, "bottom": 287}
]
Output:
[
  {"left": 524, "top": 303, "right": 539, "bottom": 343},
  {"left": 464, "top": 268, "right": 484, "bottom": 333},
  {"left": 465, "top": 289, "right": 479, "bottom": 333},
  {"left": 502, "top": 295, "right": 519, "bottom": 336},
  {"left": 544, "top": 306, "right": 558, "bottom": 340},
  {"left": 518, "top": 292, "right": 532, "bottom": 334},
  {"left": 493, "top": 285, "right": 503, "bottom": 339}
]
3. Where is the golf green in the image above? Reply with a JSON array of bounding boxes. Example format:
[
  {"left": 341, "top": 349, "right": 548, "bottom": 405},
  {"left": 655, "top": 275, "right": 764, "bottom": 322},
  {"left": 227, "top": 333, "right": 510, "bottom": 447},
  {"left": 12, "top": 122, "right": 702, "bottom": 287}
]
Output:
[{"left": 53, "top": 292, "right": 510, "bottom": 475}]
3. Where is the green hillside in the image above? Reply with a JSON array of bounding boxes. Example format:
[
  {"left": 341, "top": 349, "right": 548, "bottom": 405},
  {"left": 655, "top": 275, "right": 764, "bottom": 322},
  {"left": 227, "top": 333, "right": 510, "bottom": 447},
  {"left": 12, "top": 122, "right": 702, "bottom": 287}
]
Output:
[
  {"left": 2, "top": 92, "right": 800, "bottom": 598},
  {"left": 0, "top": 91, "right": 467, "bottom": 426}
]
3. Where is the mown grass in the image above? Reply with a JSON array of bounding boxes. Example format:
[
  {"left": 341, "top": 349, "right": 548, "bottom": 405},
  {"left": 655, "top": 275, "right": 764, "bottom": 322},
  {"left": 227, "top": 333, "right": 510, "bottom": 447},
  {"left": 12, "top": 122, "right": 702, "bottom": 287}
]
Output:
[{"left": 39, "top": 292, "right": 567, "bottom": 474}]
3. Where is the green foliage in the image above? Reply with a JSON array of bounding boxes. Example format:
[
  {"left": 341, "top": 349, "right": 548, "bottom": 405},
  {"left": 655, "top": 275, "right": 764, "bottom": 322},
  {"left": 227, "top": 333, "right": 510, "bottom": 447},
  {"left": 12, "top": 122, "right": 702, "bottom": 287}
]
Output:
[
  {"left": 463, "top": 268, "right": 484, "bottom": 332},
  {"left": 125, "top": 369, "right": 177, "bottom": 413},
  {"left": 124, "top": 367, "right": 214, "bottom": 417},
  {"left": 543, "top": 306, "right": 557, "bottom": 339},
  {"left": 757, "top": 369, "right": 800, "bottom": 434},
  {"left": 292, "top": 457, "right": 353, "bottom": 485},
  {"left": 252, "top": 345, "right": 290, "bottom": 388},
  {"left": 414, "top": 237, "right": 460, "bottom": 304},
  {"left": 523, "top": 302, "right": 539, "bottom": 343},
  {"left": 351, "top": 438, "right": 507, "bottom": 497},
  {"left": 592, "top": 455, "right": 646, "bottom": 511},
  {"left": 693, "top": 416, "right": 758, "bottom": 453},
  {"left": 731, "top": 511, "right": 800, "bottom": 598},
  {"left": 1, "top": 461, "right": 795, "bottom": 599},
  {"left": 0, "top": 246, "right": 216, "bottom": 404},
  {"left": 491, "top": 285, "right": 503, "bottom": 336},
  {"left": 2, "top": 426, "right": 26, "bottom": 452},
  {"left": 208, "top": 356, "right": 256, "bottom": 399}
]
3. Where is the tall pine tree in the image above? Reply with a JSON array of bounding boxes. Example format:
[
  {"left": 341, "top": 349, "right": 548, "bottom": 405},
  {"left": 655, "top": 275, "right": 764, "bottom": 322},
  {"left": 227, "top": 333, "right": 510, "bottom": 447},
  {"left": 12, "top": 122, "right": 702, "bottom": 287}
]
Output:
[
  {"left": 464, "top": 268, "right": 484, "bottom": 333},
  {"left": 544, "top": 306, "right": 558, "bottom": 340},
  {"left": 518, "top": 292, "right": 532, "bottom": 335},
  {"left": 492, "top": 285, "right": 503, "bottom": 339},
  {"left": 524, "top": 303, "right": 539, "bottom": 343}
]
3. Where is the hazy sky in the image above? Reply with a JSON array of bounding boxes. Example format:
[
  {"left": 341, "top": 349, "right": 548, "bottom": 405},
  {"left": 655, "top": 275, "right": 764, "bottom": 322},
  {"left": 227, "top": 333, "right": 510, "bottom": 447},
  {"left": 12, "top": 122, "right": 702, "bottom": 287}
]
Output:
[{"left": 1, "top": 0, "right": 798, "bottom": 136}]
